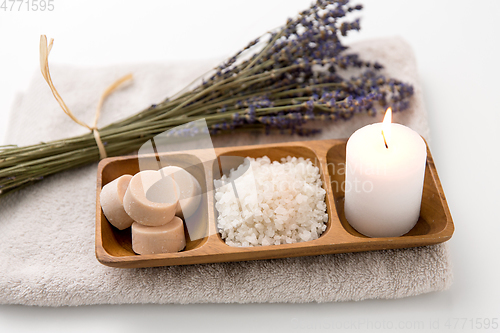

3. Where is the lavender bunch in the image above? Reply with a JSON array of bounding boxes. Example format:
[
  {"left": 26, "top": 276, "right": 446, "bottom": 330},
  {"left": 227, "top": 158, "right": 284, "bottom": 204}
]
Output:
[{"left": 0, "top": 0, "right": 413, "bottom": 197}]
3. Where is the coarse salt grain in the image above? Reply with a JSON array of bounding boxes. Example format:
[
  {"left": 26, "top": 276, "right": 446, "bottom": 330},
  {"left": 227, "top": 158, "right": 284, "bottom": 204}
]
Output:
[{"left": 214, "top": 156, "right": 328, "bottom": 247}]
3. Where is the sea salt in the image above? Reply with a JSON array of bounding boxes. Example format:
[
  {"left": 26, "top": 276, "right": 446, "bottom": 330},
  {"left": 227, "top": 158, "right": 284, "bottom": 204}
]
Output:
[{"left": 214, "top": 156, "right": 328, "bottom": 247}]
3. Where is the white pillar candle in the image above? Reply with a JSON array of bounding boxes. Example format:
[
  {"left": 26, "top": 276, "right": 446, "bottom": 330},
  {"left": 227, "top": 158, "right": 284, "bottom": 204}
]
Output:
[{"left": 344, "top": 109, "right": 427, "bottom": 237}]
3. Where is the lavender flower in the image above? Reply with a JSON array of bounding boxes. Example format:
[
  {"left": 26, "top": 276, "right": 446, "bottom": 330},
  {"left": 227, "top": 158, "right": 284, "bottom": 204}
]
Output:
[{"left": 196, "top": 0, "right": 414, "bottom": 135}]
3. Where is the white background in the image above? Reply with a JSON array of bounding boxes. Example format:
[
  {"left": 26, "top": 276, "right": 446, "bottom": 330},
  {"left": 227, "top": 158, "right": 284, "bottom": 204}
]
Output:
[{"left": 1, "top": 0, "right": 499, "bottom": 332}]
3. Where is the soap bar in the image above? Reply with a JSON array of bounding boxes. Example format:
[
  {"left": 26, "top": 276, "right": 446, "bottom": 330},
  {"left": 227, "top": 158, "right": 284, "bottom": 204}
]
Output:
[
  {"left": 160, "top": 166, "right": 202, "bottom": 218},
  {"left": 131, "top": 216, "right": 186, "bottom": 254},
  {"left": 100, "top": 174, "right": 134, "bottom": 230},
  {"left": 123, "top": 170, "right": 179, "bottom": 226}
]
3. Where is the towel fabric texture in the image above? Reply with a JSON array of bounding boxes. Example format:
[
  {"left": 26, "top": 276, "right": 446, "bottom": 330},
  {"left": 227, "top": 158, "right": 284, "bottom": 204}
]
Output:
[{"left": 0, "top": 37, "right": 452, "bottom": 306}]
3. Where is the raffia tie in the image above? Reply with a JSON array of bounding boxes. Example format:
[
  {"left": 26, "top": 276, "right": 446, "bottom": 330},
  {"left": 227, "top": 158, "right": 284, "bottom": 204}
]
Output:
[{"left": 39, "top": 35, "right": 133, "bottom": 159}]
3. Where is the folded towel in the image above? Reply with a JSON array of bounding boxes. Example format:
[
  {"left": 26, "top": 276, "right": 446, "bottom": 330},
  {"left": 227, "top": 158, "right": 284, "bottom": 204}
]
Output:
[{"left": 0, "top": 37, "right": 452, "bottom": 306}]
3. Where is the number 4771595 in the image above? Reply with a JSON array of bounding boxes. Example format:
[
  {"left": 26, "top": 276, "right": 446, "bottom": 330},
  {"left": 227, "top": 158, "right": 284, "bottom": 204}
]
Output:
[
  {"left": 1, "top": 0, "right": 55, "bottom": 11},
  {"left": 444, "top": 318, "right": 499, "bottom": 330}
]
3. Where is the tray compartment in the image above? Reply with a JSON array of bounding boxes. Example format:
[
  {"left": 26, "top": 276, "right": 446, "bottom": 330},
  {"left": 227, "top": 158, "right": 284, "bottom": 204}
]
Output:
[
  {"left": 98, "top": 153, "right": 210, "bottom": 260},
  {"left": 326, "top": 141, "right": 452, "bottom": 240},
  {"left": 212, "top": 145, "right": 331, "bottom": 246}
]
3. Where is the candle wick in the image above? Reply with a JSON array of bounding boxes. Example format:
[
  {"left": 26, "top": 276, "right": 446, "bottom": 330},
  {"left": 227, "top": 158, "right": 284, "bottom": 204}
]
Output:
[{"left": 382, "top": 130, "right": 389, "bottom": 149}]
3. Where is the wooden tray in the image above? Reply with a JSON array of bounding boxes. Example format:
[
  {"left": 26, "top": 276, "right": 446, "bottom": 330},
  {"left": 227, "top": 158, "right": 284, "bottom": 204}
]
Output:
[{"left": 95, "top": 139, "right": 454, "bottom": 268}]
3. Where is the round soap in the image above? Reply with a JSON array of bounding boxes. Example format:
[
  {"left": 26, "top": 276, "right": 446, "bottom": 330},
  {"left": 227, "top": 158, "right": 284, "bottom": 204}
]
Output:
[
  {"left": 123, "top": 170, "right": 180, "bottom": 227},
  {"left": 160, "top": 166, "right": 202, "bottom": 218},
  {"left": 131, "top": 217, "right": 186, "bottom": 254},
  {"left": 100, "top": 174, "right": 134, "bottom": 230}
]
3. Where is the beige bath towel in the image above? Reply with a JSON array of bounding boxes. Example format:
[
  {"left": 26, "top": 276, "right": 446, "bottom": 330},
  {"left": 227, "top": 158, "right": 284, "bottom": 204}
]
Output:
[{"left": 0, "top": 37, "right": 452, "bottom": 306}]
